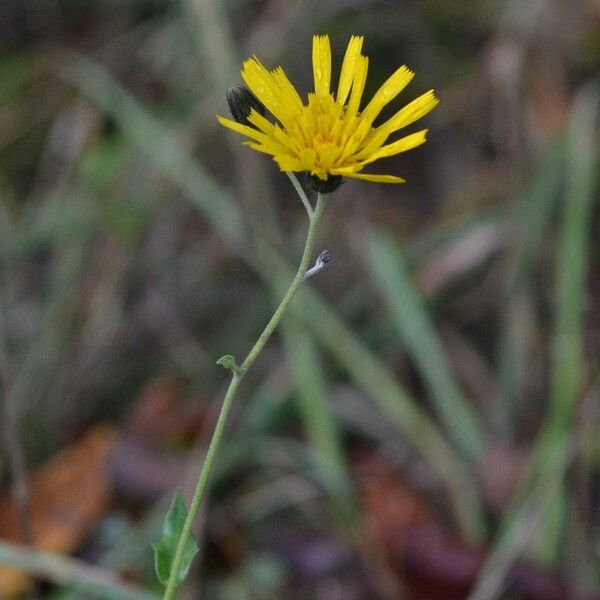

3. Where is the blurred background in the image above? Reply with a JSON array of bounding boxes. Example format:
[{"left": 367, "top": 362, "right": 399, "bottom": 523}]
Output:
[{"left": 0, "top": 1, "right": 599, "bottom": 598}]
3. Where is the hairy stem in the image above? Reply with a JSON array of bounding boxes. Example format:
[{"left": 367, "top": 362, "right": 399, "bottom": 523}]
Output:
[
  {"left": 163, "top": 193, "right": 326, "bottom": 599},
  {"left": 286, "top": 172, "right": 313, "bottom": 218}
]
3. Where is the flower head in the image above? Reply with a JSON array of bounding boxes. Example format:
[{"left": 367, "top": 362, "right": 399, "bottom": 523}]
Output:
[{"left": 217, "top": 35, "right": 438, "bottom": 188}]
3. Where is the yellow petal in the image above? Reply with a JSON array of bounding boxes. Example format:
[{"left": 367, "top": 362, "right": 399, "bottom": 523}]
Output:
[
  {"left": 216, "top": 115, "right": 271, "bottom": 144},
  {"left": 312, "top": 35, "right": 332, "bottom": 96},
  {"left": 336, "top": 170, "right": 406, "bottom": 183},
  {"left": 361, "top": 65, "right": 414, "bottom": 124},
  {"left": 246, "top": 110, "right": 273, "bottom": 132},
  {"left": 336, "top": 35, "right": 364, "bottom": 106},
  {"left": 245, "top": 112, "right": 297, "bottom": 155},
  {"left": 245, "top": 141, "right": 286, "bottom": 158},
  {"left": 242, "top": 58, "right": 294, "bottom": 127},
  {"left": 272, "top": 125, "right": 301, "bottom": 153},
  {"left": 274, "top": 155, "right": 304, "bottom": 171},
  {"left": 376, "top": 89, "right": 439, "bottom": 135},
  {"left": 355, "top": 130, "right": 389, "bottom": 160},
  {"left": 360, "top": 129, "right": 428, "bottom": 165},
  {"left": 346, "top": 55, "right": 369, "bottom": 116},
  {"left": 300, "top": 146, "right": 317, "bottom": 171},
  {"left": 271, "top": 66, "right": 304, "bottom": 114}
]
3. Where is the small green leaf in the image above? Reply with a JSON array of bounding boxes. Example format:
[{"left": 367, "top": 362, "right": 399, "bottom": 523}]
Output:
[
  {"left": 216, "top": 354, "right": 239, "bottom": 373},
  {"left": 153, "top": 491, "right": 199, "bottom": 586}
]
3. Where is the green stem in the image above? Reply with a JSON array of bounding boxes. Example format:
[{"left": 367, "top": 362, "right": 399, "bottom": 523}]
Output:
[
  {"left": 163, "top": 193, "right": 326, "bottom": 599},
  {"left": 285, "top": 172, "right": 313, "bottom": 218}
]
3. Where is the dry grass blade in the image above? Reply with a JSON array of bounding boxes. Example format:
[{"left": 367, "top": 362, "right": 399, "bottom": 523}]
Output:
[{"left": 0, "top": 540, "right": 158, "bottom": 600}]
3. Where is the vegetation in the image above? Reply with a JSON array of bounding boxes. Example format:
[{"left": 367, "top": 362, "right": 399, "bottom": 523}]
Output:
[{"left": 0, "top": 1, "right": 598, "bottom": 598}]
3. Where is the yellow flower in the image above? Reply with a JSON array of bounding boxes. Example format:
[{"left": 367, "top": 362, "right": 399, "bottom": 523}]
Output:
[{"left": 217, "top": 35, "right": 438, "bottom": 187}]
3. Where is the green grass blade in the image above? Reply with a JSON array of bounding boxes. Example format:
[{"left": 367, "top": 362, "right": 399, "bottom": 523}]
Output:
[
  {"left": 271, "top": 252, "right": 487, "bottom": 542},
  {"left": 469, "top": 83, "right": 599, "bottom": 599},
  {"left": 0, "top": 540, "right": 158, "bottom": 600},
  {"left": 368, "top": 229, "right": 486, "bottom": 460},
  {"left": 534, "top": 82, "right": 599, "bottom": 562},
  {"left": 59, "top": 53, "right": 245, "bottom": 247},
  {"left": 0, "top": 53, "right": 44, "bottom": 104},
  {"left": 282, "top": 317, "right": 357, "bottom": 529},
  {"left": 467, "top": 439, "right": 572, "bottom": 600},
  {"left": 547, "top": 91, "right": 598, "bottom": 442},
  {"left": 496, "top": 141, "right": 564, "bottom": 437}
]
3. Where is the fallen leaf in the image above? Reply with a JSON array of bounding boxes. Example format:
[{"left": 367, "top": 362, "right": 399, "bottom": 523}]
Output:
[
  {"left": 355, "top": 453, "right": 595, "bottom": 599},
  {"left": 0, "top": 425, "right": 117, "bottom": 597}
]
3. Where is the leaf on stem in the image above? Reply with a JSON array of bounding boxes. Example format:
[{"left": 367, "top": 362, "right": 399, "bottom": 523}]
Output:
[
  {"left": 153, "top": 492, "right": 199, "bottom": 586},
  {"left": 216, "top": 354, "right": 242, "bottom": 375}
]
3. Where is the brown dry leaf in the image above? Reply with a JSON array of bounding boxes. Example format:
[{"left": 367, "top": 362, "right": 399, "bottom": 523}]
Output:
[
  {"left": 125, "top": 378, "right": 183, "bottom": 441},
  {"left": 109, "top": 438, "right": 184, "bottom": 504},
  {"left": 355, "top": 453, "right": 434, "bottom": 555},
  {"left": 527, "top": 51, "right": 570, "bottom": 144},
  {"left": 0, "top": 424, "right": 117, "bottom": 597},
  {"left": 124, "top": 377, "right": 206, "bottom": 444},
  {"left": 356, "top": 453, "right": 585, "bottom": 599}
]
